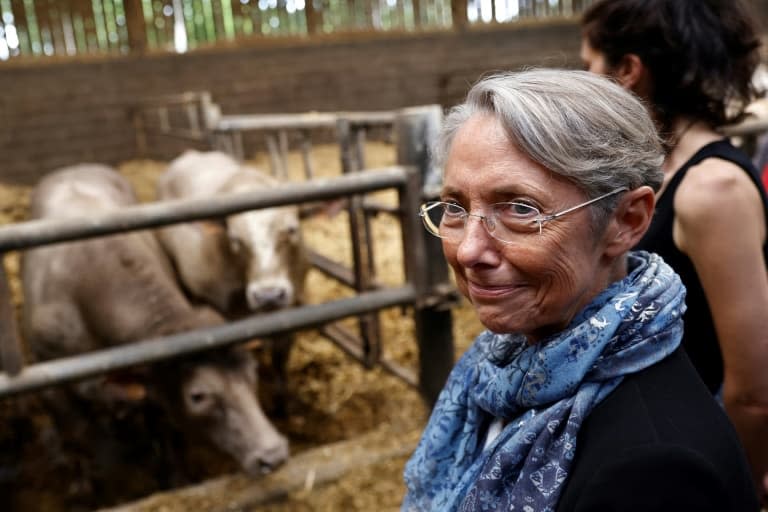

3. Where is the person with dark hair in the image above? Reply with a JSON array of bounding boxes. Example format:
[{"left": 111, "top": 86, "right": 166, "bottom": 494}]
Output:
[
  {"left": 582, "top": 0, "right": 768, "bottom": 501},
  {"left": 401, "top": 68, "right": 758, "bottom": 512}
]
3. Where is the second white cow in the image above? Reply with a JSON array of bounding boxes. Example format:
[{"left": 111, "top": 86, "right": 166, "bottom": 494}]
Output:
[{"left": 157, "top": 150, "right": 309, "bottom": 315}]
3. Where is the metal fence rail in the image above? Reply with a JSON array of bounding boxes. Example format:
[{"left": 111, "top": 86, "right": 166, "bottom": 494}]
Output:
[
  {"left": 0, "top": 165, "right": 418, "bottom": 396},
  {"left": 1, "top": 105, "right": 455, "bottom": 406},
  {"left": 0, "top": 285, "right": 416, "bottom": 398},
  {"left": 0, "top": 166, "right": 409, "bottom": 251}
]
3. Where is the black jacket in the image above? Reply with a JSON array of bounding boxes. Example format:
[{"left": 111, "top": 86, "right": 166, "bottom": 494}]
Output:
[{"left": 556, "top": 348, "right": 758, "bottom": 511}]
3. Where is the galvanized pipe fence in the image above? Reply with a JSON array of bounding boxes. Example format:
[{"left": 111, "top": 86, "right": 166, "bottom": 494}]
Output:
[
  {"left": 0, "top": 105, "right": 457, "bottom": 405},
  {"left": 131, "top": 99, "right": 454, "bottom": 399}
]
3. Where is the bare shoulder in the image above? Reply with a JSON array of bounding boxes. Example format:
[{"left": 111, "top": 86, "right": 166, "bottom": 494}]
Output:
[
  {"left": 674, "top": 157, "right": 763, "bottom": 226},
  {"left": 672, "top": 157, "right": 766, "bottom": 255}
]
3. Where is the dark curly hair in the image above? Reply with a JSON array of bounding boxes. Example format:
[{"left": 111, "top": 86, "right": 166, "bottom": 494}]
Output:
[{"left": 582, "top": 0, "right": 761, "bottom": 137}]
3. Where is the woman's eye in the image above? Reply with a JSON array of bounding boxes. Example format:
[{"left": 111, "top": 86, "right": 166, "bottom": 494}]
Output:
[
  {"left": 499, "top": 202, "right": 538, "bottom": 217},
  {"left": 443, "top": 203, "right": 465, "bottom": 217}
]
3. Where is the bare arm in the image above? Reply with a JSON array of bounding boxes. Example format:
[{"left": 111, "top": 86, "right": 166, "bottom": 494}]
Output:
[{"left": 674, "top": 158, "right": 768, "bottom": 498}]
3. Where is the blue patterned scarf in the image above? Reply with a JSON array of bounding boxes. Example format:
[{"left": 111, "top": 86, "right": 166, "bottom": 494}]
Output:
[{"left": 402, "top": 251, "right": 685, "bottom": 512}]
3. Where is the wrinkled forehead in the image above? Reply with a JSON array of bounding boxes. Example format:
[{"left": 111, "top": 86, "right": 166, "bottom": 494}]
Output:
[{"left": 443, "top": 114, "right": 566, "bottom": 201}]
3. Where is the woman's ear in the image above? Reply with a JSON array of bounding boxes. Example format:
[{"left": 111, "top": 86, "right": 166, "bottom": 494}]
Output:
[
  {"left": 613, "top": 54, "right": 651, "bottom": 98},
  {"left": 603, "top": 186, "right": 656, "bottom": 258}
]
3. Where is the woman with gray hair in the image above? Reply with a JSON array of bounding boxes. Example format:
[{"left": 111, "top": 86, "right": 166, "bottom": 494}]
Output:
[{"left": 402, "top": 69, "right": 758, "bottom": 511}]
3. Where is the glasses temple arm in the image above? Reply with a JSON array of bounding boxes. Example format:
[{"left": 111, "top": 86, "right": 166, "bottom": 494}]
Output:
[{"left": 546, "top": 187, "right": 629, "bottom": 221}]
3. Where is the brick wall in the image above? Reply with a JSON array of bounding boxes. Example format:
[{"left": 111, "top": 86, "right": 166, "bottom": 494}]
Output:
[{"left": 0, "top": 22, "right": 582, "bottom": 184}]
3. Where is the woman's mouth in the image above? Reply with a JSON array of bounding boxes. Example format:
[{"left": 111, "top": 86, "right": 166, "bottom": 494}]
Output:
[{"left": 466, "top": 281, "right": 524, "bottom": 299}]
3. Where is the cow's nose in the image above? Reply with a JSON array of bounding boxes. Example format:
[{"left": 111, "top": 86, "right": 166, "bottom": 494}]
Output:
[
  {"left": 244, "top": 442, "right": 290, "bottom": 475},
  {"left": 248, "top": 286, "right": 288, "bottom": 310}
]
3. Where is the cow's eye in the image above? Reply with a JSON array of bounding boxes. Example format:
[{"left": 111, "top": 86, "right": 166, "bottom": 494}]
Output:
[
  {"left": 229, "top": 236, "right": 245, "bottom": 254},
  {"left": 280, "top": 225, "right": 299, "bottom": 242},
  {"left": 186, "top": 389, "right": 215, "bottom": 414}
]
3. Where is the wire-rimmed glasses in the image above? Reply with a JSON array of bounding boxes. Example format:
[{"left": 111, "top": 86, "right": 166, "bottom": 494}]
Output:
[{"left": 419, "top": 187, "right": 628, "bottom": 243}]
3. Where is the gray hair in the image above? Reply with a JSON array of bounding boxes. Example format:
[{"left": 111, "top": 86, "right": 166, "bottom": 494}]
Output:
[{"left": 435, "top": 69, "right": 664, "bottom": 222}]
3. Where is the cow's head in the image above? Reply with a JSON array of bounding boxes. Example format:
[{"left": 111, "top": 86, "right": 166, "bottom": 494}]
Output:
[
  {"left": 226, "top": 204, "right": 308, "bottom": 312},
  {"left": 164, "top": 347, "right": 290, "bottom": 475}
]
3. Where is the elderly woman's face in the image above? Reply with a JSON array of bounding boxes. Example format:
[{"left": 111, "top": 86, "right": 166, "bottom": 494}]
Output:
[{"left": 441, "top": 114, "right": 616, "bottom": 341}]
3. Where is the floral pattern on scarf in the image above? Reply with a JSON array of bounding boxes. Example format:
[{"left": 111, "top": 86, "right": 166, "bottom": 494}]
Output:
[{"left": 402, "top": 251, "right": 685, "bottom": 512}]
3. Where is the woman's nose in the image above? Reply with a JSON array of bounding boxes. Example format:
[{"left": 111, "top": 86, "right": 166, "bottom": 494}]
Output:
[{"left": 455, "top": 216, "right": 497, "bottom": 266}]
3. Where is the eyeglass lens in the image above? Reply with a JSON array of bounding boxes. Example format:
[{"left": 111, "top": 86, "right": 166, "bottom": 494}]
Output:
[
  {"left": 421, "top": 188, "right": 627, "bottom": 243},
  {"left": 421, "top": 202, "right": 541, "bottom": 243}
]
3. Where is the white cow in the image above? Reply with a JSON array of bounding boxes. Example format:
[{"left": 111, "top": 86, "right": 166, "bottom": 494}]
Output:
[
  {"left": 157, "top": 150, "right": 308, "bottom": 315},
  {"left": 21, "top": 164, "right": 289, "bottom": 482}
]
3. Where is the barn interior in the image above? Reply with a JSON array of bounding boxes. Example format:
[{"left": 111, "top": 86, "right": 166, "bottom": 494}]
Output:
[{"left": 2, "top": 1, "right": 768, "bottom": 511}]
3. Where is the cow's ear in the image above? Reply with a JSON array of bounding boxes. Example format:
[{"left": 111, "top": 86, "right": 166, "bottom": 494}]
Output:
[{"left": 198, "top": 219, "right": 227, "bottom": 236}]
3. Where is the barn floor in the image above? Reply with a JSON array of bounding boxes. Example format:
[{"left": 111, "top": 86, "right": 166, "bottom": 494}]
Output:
[{"left": 0, "top": 142, "right": 484, "bottom": 511}]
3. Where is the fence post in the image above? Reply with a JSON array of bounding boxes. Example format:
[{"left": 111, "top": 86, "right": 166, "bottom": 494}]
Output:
[
  {"left": 451, "top": 0, "right": 469, "bottom": 31},
  {"left": 305, "top": 0, "right": 323, "bottom": 34},
  {"left": 0, "top": 257, "right": 24, "bottom": 375},
  {"left": 396, "top": 105, "right": 455, "bottom": 406},
  {"left": 337, "top": 119, "right": 382, "bottom": 367},
  {"left": 124, "top": 0, "right": 147, "bottom": 54}
]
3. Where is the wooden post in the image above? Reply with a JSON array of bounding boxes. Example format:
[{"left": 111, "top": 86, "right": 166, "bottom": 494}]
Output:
[
  {"left": 278, "top": 130, "right": 290, "bottom": 179},
  {"left": 451, "top": 0, "right": 469, "bottom": 31},
  {"left": 337, "top": 118, "right": 382, "bottom": 368},
  {"left": 197, "top": 91, "right": 219, "bottom": 146},
  {"left": 266, "top": 133, "right": 285, "bottom": 177},
  {"left": 0, "top": 258, "right": 24, "bottom": 376},
  {"left": 396, "top": 105, "right": 455, "bottom": 406},
  {"left": 9, "top": 0, "right": 29, "bottom": 55},
  {"left": 123, "top": 0, "right": 147, "bottom": 54},
  {"left": 299, "top": 131, "right": 315, "bottom": 179},
  {"left": 305, "top": 0, "right": 322, "bottom": 34},
  {"left": 46, "top": 0, "right": 67, "bottom": 56},
  {"left": 132, "top": 107, "right": 148, "bottom": 157},
  {"left": 412, "top": 0, "right": 422, "bottom": 28},
  {"left": 34, "top": 0, "right": 52, "bottom": 55}
]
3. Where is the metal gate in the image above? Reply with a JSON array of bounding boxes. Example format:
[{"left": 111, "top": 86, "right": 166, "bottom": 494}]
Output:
[{"left": 0, "top": 105, "right": 455, "bottom": 406}]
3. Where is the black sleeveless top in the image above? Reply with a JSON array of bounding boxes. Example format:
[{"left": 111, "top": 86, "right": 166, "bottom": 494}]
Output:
[{"left": 635, "top": 139, "right": 768, "bottom": 393}]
